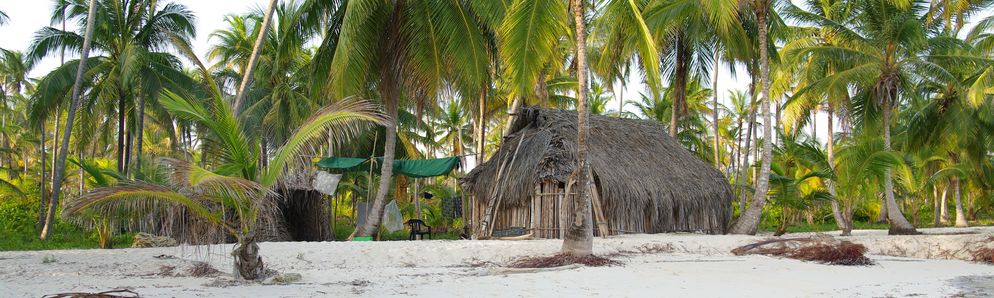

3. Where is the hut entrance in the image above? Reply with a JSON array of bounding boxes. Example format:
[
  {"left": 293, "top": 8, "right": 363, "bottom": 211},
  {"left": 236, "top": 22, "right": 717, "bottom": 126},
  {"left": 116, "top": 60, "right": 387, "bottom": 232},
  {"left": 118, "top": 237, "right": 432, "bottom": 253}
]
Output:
[{"left": 276, "top": 189, "right": 332, "bottom": 241}]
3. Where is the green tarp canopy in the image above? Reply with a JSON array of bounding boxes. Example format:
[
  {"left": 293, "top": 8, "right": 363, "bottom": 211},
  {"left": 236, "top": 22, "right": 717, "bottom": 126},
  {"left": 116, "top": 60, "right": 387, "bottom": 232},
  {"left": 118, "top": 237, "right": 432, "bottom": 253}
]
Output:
[
  {"left": 316, "top": 156, "right": 460, "bottom": 178},
  {"left": 314, "top": 157, "right": 367, "bottom": 171}
]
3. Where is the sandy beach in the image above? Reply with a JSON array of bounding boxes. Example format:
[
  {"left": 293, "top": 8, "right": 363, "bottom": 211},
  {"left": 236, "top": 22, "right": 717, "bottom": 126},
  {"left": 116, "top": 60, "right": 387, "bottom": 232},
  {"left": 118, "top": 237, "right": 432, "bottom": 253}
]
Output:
[{"left": 2, "top": 227, "right": 992, "bottom": 297}]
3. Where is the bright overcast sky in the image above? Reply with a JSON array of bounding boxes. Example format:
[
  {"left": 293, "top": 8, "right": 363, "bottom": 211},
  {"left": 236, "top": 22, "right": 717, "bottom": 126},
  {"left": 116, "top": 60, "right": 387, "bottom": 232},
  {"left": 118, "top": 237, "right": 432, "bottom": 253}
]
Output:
[{"left": 0, "top": 0, "right": 990, "bottom": 143}]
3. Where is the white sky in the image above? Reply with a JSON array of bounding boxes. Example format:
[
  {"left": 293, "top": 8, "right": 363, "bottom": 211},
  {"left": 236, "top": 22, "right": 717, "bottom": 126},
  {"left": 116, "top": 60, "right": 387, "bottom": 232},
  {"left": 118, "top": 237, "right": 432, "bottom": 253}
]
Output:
[{"left": 0, "top": 0, "right": 990, "bottom": 146}]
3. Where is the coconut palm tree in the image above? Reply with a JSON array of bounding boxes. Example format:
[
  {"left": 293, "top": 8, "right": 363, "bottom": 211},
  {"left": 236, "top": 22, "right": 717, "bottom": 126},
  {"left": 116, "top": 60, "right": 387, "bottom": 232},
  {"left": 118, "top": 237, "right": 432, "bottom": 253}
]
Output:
[
  {"left": 773, "top": 0, "right": 968, "bottom": 235},
  {"left": 325, "top": 0, "right": 493, "bottom": 238},
  {"left": 62, "top": 75, "right": 385, "bottom": 279},
  {"left": 643, "top": 0, "right": 744, "bottom": 137},
  {"left": 729, "top": 0, "right": 779, "bottom": 235},
  {"left": 38, "top": 0, "right": 98, "bottom": 240},
  {"left": 29, "top": 0, "right": 198, "bottom": 177}
]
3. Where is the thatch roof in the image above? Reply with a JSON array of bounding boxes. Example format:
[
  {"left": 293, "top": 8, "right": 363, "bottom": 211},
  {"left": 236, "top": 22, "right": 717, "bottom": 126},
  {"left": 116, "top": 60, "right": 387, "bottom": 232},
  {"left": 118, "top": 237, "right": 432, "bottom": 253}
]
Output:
[{"left": 462, "top": 107, "right": 733, "bottom": 233}]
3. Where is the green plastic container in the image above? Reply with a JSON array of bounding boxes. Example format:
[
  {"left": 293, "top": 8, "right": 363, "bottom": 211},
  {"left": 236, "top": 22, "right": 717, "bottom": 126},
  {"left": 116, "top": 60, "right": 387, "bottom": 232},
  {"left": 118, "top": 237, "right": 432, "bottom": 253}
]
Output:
[{"left": 353, "top": 236, "right": 373, "bottom": 241}]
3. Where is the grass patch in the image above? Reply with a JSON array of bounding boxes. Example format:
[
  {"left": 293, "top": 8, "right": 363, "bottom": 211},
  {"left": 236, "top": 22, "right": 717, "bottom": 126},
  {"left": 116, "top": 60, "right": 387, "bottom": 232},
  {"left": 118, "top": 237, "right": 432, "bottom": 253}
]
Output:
[{"left": 0, "top": 200, "right": 133, "bottom": 251}]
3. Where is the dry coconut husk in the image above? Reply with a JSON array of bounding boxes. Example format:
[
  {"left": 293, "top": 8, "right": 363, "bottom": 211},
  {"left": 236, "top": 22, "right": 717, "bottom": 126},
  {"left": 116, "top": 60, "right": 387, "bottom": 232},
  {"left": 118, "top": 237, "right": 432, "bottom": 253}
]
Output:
[
  {"left": 508, "top": 253, "right": 619, "bottom": 268},
  {"left": 732, "top": 234, "right": 873, "bottom": 266}
]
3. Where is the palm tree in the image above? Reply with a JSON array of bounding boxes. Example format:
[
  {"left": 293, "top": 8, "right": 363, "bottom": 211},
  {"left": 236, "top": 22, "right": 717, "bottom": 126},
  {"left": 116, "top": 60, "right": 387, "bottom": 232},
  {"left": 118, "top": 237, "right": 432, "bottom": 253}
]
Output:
[
  {"left": 786, "top": 0, "right": 973, "bottom": 235},
  {"left": 38, "top": 0, "right": 98, "bottom": 240},
  {"left": 325, "top": 0, "right": 492, "bottom": 238},
  {"left": 730, "top": 0, "right": 776, "bottom": 235},
  {"left": 643, "top": 0, "right": 744, "bottom": 137},
  {"left": 29, "top": 0, "right": 197, "bottom": 177},
  {"left": 561, "top": 0, "right": 595, "bottom": 256},
  {"left": 231, "top": 0, "right": 278, "bottom": 113},
  {"left": 63, "top": 73, "right": 385, "bottom": 279}
]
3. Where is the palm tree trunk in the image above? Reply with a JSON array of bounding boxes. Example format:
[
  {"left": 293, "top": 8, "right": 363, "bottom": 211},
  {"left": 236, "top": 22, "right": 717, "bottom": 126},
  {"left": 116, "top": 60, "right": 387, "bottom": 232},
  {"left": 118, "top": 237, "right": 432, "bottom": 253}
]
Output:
[
  {"left": 826, "top": 107, "right": 850, "bottom": 235},
  {"left": 731, "top": 5, "right": 773, "bottom": 235},
  {"left": 117, "top": 91, "right": 127, "bottom": 175},
  {"left": 881, "top": 97, "right": 917, "bottom": 235},
  {"left": 669, "top": 31, "right": 688, "bottom": 137},
  {"left": 232, "top": 235, "right": 263, "bottom": 280},
  {"left": 737, "top": 107, "right": 756, "bottom": 212},
  {"left": 232, "top": 0, "right": 279, "bottom": 113},
  {"left": 38, "top": 120, "right": 48, "bottom": 233},
  {"left": 712, "top": 52, "right": 721, "bottom": 170},
  {"left": 952, "top": 176, "right": 968, "bottom": 227},
  {"left": 562, "top": 0, "right": 593, "bottom": 256},
  {"left": 477, "top": 86, "right": 487, "bottom": 165},
  {"left": 355, "top": 90, "right": 397, "bottom": 238},
  {"left": 40, "top": 0, "right": 98, "bottom": 240},
  {"left": 940, "top": 185, "right": 949, "bottom": 223},
  {"left": 135, "top": 94, "right": 145, "bottom": 174}
]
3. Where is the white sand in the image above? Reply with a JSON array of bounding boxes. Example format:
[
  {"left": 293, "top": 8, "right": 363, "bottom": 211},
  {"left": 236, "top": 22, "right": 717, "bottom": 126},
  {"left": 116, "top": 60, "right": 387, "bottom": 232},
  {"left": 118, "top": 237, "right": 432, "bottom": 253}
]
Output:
[{"left": 2, "top": 227, "right": 993, "bottom": 297}]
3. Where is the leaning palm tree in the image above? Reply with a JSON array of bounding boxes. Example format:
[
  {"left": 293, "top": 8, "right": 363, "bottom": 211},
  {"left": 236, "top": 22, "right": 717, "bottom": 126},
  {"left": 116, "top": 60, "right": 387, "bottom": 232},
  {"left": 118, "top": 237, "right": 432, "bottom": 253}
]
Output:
[
  {"left": 729, "top": 0, "right": 778, "bottom": 235},
  {"left": 326, "top": 0, "right": 492, "bottom": 238},
  {"left": 39, "top": 0, "right": 98, "bottom": 240},
  {"left": 63, "top": 82, "right": 385, "bottom": 279}
]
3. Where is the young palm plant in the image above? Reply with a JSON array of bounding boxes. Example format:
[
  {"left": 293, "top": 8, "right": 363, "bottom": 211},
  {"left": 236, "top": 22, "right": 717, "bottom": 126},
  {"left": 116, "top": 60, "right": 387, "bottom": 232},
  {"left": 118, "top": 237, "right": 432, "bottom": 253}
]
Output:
[{"left": 61, "top": 74, "right": 385, "bottom": 279}]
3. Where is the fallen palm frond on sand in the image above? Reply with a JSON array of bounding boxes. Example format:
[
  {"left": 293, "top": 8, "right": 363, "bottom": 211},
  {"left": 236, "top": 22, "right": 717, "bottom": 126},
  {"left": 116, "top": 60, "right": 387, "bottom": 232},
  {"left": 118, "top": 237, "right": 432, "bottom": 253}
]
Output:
[
  {"left": 42, "top": 289, "right": 140, "bottom": 298},
  {"left": 732, "top": 234, "right": 874, "bottom": 266},
  {"left": 508, "top": 253, "right": 619, "bottom": 268},
  {"left": 970, "top": 236, "right": 994, "bottom": 265}
]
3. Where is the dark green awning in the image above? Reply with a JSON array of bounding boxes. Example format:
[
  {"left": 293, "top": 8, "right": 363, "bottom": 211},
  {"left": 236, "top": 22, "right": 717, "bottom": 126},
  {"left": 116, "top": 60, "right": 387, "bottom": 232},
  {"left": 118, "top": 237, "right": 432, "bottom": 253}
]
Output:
[
  {"left": 315, "top": 157, "right": 368, "bottom": 171},
  {"left": 316, "top": 156, "right": 461, "bottom": 178}
]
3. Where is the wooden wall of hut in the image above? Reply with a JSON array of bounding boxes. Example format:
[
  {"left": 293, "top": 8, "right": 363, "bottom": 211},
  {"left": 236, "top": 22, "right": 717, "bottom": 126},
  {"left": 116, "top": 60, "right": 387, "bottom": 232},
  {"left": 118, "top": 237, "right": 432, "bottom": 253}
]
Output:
[{"left": 472, "top": 180, "right": 614, "bottom": 239}]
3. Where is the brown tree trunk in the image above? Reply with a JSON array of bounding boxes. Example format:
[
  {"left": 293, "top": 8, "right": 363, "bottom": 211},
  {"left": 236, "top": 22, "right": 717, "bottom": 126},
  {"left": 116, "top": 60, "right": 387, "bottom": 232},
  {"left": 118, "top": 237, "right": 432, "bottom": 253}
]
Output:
[
  {"left": 38, "top": 121, "right": 48, "bottom": 233},
  {"left": 712, "top": 51, "right": 721, "bottom": 170},
  {"left": 730, "top": 6, "right": 772, "bottom": 235},
  {"left": 477, "top": 86, "right": 487, "bottom": 165},
  {"left": 562, "top": 0, "right": 594, "bottom": 256},
  {"left": 232, "top": 0, "right": 279, "bottom": 113},
  {"left": 826, "top": 107, "right": 850, "bottom": 235},
  {"left": 940, "top": 185, "right": 949, "bottom": 223},
  {"left": 881, "top": 97, "right": 917, "bottom": 235},
  {"left": 952, "top": 176, "right": 968, "bottom": 227},
  {"left": 669, "top": 31, "right": 688, "bottom": 137},
  {"left": 355, "top": 1, "right": 406, "bottom": 238},
  {"left": 41, "top": 0, "right": 98, "bottom": 240},
  {"left": 232, "top": 236, "right": 264, "bottom": 280},
  {"left": 117, "top": 91, "right": 127, "bottom": 175}
]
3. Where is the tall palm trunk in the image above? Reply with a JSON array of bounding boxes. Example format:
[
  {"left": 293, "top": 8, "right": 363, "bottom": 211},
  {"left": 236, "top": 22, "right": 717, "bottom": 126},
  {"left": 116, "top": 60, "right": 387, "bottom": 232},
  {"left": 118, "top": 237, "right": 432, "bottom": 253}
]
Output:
[
  {"left": 232, "top": 0, "right": 279, "bottom": 113},
  {"left": 117, "top": 91, "right": 126, "bottom": 174},
  {"left": 731, "top": 5, "right": 772, "bottom": 235},
  {"left": 356, "top": 1, "right": 406, "bottom": 238},
  {"left": 41, "top": 0, "right": 98, "bottom": 240},
  {"left": 669, "top": 31, "right": 688, "bottom": 137},
  {"left": 38, "top": 121, "right": 48, "bottom": 232},
  {"left": 477, "top": 87, "right": 487, "bottom": 165},
  {"left": 562, "top": 0, "right": 594, "bottom": 256},
  {"left": 952, "top": 175, "right": 968, "bottom": 227},
  {"left": 135, "top": 94, "right": 145, "bottom": 174},
  {"left": 737, "top": 104, "right": 756, "bottom": 212},
  {"left": 712, "top": 52, "right": 721, "bottom": 170},
  {"left": 881, "top": 96, "right": 917, "bottom": 235},
  {"left": 940, "top": 185, "right": 949, "bottom": 223},
  {"left": 826, "top": 107, "right": 850, "bottom": 235}
]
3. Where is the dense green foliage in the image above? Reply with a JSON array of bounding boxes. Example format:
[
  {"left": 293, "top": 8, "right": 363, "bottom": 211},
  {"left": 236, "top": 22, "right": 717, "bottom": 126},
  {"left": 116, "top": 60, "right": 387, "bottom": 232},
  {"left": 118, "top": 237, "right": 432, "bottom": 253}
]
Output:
[{"left": 0, "top": 0, "right": 992, "bottom": 249}]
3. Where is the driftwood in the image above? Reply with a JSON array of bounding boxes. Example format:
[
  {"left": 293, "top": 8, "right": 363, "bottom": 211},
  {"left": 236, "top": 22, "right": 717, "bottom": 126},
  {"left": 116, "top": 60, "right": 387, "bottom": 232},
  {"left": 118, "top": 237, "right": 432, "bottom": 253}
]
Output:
[{"left": 494, "top": 232, "right": 535, "bottom": 241}]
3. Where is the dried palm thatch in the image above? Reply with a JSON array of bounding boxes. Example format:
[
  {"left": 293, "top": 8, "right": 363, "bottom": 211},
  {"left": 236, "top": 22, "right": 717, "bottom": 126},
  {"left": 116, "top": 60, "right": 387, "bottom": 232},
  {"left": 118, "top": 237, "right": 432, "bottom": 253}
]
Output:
[
  {"left": 463, "top": 107, "right": 732, "bottom": 235},
  {"left": 732, "top": 235, "right": 874, "bottom": 266},
  {"left": 508, "top": 253, "right": 619, "bottom": 268}
]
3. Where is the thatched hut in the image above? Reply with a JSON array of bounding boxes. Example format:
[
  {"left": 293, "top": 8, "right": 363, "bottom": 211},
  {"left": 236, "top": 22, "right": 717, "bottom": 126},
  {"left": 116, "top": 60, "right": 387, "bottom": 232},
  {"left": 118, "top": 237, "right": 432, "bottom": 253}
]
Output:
[{"left": 462, "top": 107, "right": 732, "bottom": 238}]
